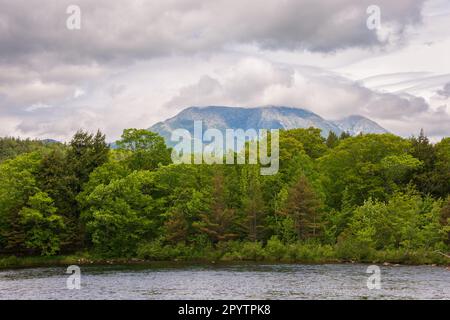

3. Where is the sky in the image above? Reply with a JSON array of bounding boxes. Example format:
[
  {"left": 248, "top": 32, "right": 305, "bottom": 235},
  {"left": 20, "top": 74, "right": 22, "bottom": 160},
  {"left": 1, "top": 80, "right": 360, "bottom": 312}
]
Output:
[{"left": 0, "top": 0, "right": 449, "bottom": 141}]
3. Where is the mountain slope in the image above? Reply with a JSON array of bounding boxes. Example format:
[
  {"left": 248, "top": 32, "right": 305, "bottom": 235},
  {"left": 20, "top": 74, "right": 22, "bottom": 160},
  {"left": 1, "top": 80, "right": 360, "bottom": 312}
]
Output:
[
  {"left": 332, "top": 115, "right": 388, "bottom": 136},
  {"left": 149, "top": 106, "right": 388, "bottom": 145}
]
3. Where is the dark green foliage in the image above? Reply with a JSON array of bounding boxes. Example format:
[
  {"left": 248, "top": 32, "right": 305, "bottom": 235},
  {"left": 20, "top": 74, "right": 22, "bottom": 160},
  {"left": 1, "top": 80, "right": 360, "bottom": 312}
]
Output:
[
  {"left": 282, "top": 176, "right": 323, "bottom": 240},
  {"left": 67, "top": 130, "right": 110, "bottom": 194},
  {"left": 241, "top": 167, "right": 266, "bottom": 242},
  {"left": 409, "top": 131, "right": 450, "bottom": 198},
  {"left": 441, "top": 197, "right": 450, "bottom": 245},
  {"left": 326, "top": 131, "right": 339, "bottom": 148},
  {"left": 339, "top": 131, "right": 351, "bottom": 140},
  {"left": 193, "top": 170, "right": 240, "bottom": 243},
  {"left": 0, "top": 137, "right": 50, "bottom": 163}
]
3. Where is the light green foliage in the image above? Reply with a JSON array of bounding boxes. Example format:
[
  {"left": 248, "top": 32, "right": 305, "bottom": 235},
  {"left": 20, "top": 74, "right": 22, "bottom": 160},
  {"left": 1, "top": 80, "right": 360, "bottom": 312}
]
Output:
[
  {"left": 0, "top": 152, "right": 42, "bottom": 251},
  {"left": 116, "top": 129, "right": 172, "bottom": 171},
  {"left": 342, "top": 191, "right": 447, "bottom": 251},
  {"left": 318, "top": 134, "right": 414, "bottom": 209},
  {"left": 80, "top": 171, "right": 157, "bottom": 257},
  {"left": 281, "top": 128, "right": 327, "bottom": 159},
  {"left": 380, "top": 154, "right": 422, "bottom": 183},
  {"left": 19, "top": 192, "right": 65, "bottom": 256}
]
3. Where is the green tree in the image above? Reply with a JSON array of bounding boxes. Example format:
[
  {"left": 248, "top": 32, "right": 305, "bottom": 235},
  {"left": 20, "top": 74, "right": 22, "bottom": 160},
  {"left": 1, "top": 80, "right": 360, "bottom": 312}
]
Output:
[
  {"left": 37, "top": 149, "right": 76, "bottom": 221},
  {"left": 0, "top": 137, "right": 54, "bottom": 163},
  {"left": 19, "top": 192, "right": 65, "bottom": 256},
  {"left": 339, "top": 131, "right": 351, "bottom": 140},
  {"left": 282, "top": 176, "right": 322, "bottom": 241},
  {"left": 319, "top": 134, "right": 415, "bottom": 209},
  {"left": 116, "top": 129, "right": 172, "bottom": 171},
  {"left": 326, "top": 131, "right": 339, "bottom": 148},
  {"left": 409, "top": 129, "right": 438, "bottom": 196},
  {"left": 432, "top": 138, "right": 450, "bottom": 197},
  {"left": 440, "top": 197, "right": 450, "bottom": 245},
  {"left": 80, "top": 171, "right": 157, "bottom": 257},
  {"left": 343, "top": 191, "right": 446, "bottom": 251},
  {"left": 0, "top": 152, "right": 41, "bottom": 252},
  {"left": 241, "top": 167, "right": 266, "bottom": 242},
  {"left": 193, "top": 171, "right": 239, "bottom": 243},
  {"left": 164, "top": 209, "right": 189, "bottom": 244},
  {"left": 36, "top": 130, "right": 110, "bottom": 249},
  {"left": 280, "top": 128, "right": 327, "bottom": 159}
]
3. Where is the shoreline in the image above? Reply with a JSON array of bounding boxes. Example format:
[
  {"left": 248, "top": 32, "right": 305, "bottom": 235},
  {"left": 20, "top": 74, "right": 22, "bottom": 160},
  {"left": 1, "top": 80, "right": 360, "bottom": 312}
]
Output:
[{"left": 1, "top": 254, "right": 449, "bottom": 271}]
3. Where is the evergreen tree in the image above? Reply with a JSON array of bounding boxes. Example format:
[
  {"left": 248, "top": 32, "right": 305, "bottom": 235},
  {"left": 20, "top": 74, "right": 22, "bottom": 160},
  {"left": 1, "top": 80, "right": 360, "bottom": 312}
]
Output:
[
  {"left": 67, "top": 130, "right": 109, "bottom": 193},
  {"left": 164, "top": 209, "right": 189, "bottom": 244},
  {"left": 193, "top": 171, "right": 239, "bottom": 243},
  {"left": 339, "top": 131, "right": 351, "bottom": 140},
  {"left": 409, "top": 129, "right": 438, "bottom": 196},
  {"left": 242, "top": 168, "right": 266, "bottom": 242},
  {"left": 283, "top": 176, "right": 322, "bottom": 240},
  {"left": 326, "top": 131, "right": 339, "bottom": 148}
]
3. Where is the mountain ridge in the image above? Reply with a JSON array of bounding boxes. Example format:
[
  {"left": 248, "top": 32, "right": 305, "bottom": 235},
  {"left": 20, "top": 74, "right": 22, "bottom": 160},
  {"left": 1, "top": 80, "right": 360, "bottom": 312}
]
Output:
[{"left": 149, "top": 105, "right": 388, "bottom": 145}]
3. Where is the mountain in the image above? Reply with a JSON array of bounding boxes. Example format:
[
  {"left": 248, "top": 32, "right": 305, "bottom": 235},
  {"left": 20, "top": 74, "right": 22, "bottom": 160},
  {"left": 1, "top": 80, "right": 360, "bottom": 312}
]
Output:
[
  {"left": 332, "top": 115, "right": 388, "bottom": 136},
  {"left": 149, "top": 106, "right": 388, "bottom": 145}
]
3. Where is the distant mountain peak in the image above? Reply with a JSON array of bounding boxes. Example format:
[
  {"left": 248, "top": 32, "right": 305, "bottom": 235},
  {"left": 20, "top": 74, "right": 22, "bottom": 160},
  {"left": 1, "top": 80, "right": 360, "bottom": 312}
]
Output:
[
  {"left": 149, "top": 106, "right": 388, "bottom": 145},
  {"left": 332, "top": 115, "right": 389, "bottom": 136}
]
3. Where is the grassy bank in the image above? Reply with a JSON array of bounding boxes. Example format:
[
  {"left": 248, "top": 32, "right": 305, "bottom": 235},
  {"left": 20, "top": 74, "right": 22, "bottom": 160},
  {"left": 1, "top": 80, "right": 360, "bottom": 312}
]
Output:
[{"left": 1, "top": 239, "right": 449, "bottom": 270}]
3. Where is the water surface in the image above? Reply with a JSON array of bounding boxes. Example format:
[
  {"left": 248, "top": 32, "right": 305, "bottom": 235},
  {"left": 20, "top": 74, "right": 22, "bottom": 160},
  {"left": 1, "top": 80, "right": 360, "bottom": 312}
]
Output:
[{"left": 0, "top": 263, "right": 448, "bottom": 299}]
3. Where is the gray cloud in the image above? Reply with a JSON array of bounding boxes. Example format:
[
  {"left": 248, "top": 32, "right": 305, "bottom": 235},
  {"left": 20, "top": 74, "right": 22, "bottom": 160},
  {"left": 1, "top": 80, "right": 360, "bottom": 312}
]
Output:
[
  {"left": 163, "top": 58, "right": 441, "bottom": 131},
  {"left": 5, "top": 55, "right": 450, "bottom": 141},
  {"left": 1, "top": 0, "right": 447, "bottom": 141},
  {"left": 437, "top": 82, "right": 450, "bottom": 98},
  {"left": 0, "top": 0, "right": 425, "bottom": 66},
  {"left": 0, "top": 0, "right": 426, "bottom": 111}
]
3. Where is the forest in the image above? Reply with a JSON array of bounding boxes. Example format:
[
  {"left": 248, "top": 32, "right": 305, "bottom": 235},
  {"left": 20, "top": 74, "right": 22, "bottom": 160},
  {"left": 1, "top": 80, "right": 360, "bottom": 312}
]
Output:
[{"left": 0, "top": 128, "right": 449, "bottom": 266}]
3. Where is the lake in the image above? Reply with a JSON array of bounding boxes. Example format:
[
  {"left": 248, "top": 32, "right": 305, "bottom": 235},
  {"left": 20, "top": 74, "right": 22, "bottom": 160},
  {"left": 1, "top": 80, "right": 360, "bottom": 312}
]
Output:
[{"left": 0, "top": 263, "right": 449, "bottom": 300}]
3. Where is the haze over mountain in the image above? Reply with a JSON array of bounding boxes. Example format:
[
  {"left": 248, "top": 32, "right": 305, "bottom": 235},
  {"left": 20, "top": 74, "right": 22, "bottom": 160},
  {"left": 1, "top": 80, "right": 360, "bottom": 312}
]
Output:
[
  {"left": 149, "top": 106, "right": 388, "bottom": 145},
  {"left": 331, "top": 115, "right": 388, "bottom": 136}
]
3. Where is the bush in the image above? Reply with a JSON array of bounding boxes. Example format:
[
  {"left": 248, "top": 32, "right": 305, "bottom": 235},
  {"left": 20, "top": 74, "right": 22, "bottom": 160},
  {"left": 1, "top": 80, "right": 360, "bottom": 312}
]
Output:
[
  {"left": 264, "top": 236, "right": 286, "bottom": 261},
  {"left": 335, "top": 237, "right": 376, "bottom": 261},
  {"left": 0, "top": 256, "right": 20, "bottom": 268},
  {"left": 240, "top": 242, "right": 265, "bottom": 261},
  {"left": 136, "top": 241, "right": 172, "bottom": 261}
]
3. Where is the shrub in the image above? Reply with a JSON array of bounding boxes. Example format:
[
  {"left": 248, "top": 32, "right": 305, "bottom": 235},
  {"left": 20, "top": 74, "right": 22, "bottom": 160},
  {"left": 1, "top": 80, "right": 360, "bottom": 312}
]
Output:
[
  {"left": 240, "top": 242, "right": 265, "bottom": 261},
  {"left": 136, "top": 241, "right": 171, "bottom": 260},
  {"left": 335, "top": 237, "right": 376, "bottom": 261},
  {"left": 264, "top": 236, "right": 286, "bottom": 261}
]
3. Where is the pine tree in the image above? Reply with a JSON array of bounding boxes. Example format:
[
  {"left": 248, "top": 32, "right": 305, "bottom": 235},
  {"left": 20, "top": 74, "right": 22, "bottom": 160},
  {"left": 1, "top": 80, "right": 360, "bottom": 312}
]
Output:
[
  {"left": 67, "top": 130, "right": 109, "bottom": 192},
  {"left": 410, "top": 129, "right": 438, "bottom": 195},
  {"left": 164, "top": 209, "right": 189, "bottom": 244},
  {"left": 339, "top": 131, "right": 351, "bottom": 140},
  {"left": 242, "top": 169, "right": 266, "bottom": 242},
  {"left": 193, "top": 171, "right": 239, "bottom": 243},
  {"left": 283, "top": 176, "right": 322, "bottom": 240},
  {"left": 326, "top": 131, "right": 339, "bottom": 148},
  {"left": 410, "top": 129, "right": 435, "bottom": 170}
]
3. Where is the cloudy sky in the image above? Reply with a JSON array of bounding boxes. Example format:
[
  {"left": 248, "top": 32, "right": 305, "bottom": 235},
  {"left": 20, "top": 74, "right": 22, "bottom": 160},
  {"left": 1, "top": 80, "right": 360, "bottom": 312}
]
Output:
[{"left": 0, "top": 0, "right": 449, "bottom": 141}]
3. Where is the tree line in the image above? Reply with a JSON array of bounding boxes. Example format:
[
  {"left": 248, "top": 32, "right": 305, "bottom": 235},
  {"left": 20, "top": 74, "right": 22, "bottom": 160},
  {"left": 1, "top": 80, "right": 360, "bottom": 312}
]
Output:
[{"left": 0, "top": 128, "right": 449, "bottom": 262}]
